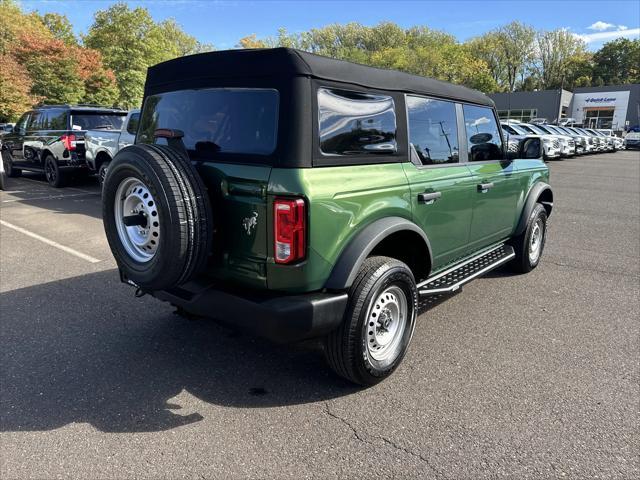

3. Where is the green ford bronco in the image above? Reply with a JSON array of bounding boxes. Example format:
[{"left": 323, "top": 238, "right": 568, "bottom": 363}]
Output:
[{"left": 102, "top": 48, "right": 552, "bottom": 386}]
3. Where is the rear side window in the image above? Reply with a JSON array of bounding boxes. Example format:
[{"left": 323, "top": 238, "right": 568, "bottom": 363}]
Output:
[
  {"left": 41, "top": 109, "right": 68, "bottom": 130},
  {"left": 137, "top": 88, "right": 279, "bottom": 158},
  {"left": 463, "top": 105, "right": 503, "bottom": 161},
  {"left": 318, "top": 88, "right": 397, "bottom": 156},
  {"left": 126, "top": 112, "right": 140, "bottom": 135},
  {"left": 407, "top": 96, "right": 458, "bottom": 165}
]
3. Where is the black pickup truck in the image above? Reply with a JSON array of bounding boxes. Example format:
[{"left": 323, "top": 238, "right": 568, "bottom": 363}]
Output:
[{"left": 1, "top": 105, "right": 127, "bottom": 187}]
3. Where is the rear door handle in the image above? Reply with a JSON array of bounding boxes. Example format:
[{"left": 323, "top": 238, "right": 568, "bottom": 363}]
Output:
[
  {"left": 418, "top": 192, "right": 442, "bottom": 204},
  {"left": 477, "top": 182, "right": 494, "bottom": 192}
]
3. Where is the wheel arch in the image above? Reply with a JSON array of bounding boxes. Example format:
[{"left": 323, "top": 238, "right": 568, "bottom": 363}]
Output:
[
  {"left": 324, "top": 216, "right": 432, "bottom": 290},
  {"left": 95, "top": 150, "right": 113, "bottom": 171},
  {"left": 515, "top": 182, "right": 553, "bottom": 236}
]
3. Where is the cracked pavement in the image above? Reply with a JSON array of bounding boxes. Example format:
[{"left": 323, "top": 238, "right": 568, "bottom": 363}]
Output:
[{"left": 1, "top": 150, "right": 639, "bottom": 479}]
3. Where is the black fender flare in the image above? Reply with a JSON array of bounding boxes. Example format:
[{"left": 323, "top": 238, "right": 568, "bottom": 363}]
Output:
[
  {"left": 515, "top": 182, "right": 553, "bottom": 236},
  {"left": 324, "top": 216, "right": 432, "bottom": 290}
]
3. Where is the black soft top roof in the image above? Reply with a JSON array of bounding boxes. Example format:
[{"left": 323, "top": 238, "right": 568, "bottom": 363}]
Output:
[{"left": 145, "top": 48, "right": 493, "bottom": 107}]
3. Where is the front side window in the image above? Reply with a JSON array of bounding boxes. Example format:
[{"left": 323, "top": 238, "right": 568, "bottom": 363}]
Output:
[
  {"left": 14, "top": 113, "right": 30, "bottom": 133},
  {"left": 138, "top": 88, "right": 279, "bottom": 158},
  {"left": 27, "top": 111, "right": 43, "bottom": 130},
  {"left": 318, "top": 88, "right": 396, "bottom": 156},
  {"left": 463, "top": 105, "right": 503, "bottom": 162},
  {"left": 407, "top": 95, "right": 458, "bottom": 165}
]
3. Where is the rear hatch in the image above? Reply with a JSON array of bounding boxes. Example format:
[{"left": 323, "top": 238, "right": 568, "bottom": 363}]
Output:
[{"left": 136, "top": 87, "right": 279, "bottom": 288}]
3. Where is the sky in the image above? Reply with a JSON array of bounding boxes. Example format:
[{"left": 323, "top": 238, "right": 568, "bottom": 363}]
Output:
[{"left": 21, "top": 0, "right": 640, "bottom": 50}]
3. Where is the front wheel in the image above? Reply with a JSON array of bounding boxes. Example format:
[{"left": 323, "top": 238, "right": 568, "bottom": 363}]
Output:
[
  {"left": 324, "top": 256, "right": 418, "bottom": 386},
  {"left": 510, "top": 203, "right": 547, "bottom": 273},
  {"left": 2, "top": 150, "right": 21, "bottom": 178}
]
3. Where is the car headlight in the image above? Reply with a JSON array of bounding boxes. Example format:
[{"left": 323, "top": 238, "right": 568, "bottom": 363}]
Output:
[{"left": 543, "top": 138, "right": 552, "bottom": 144}]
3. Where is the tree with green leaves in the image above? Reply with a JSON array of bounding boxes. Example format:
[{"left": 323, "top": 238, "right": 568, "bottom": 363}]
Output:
[
  {"left": 592, "top": 38, "right": 640, "bottom": 85},
  {"left": 41, "top": 12, "right": 77, "bottom": 45},
  {"left": 495, "top": 22, "right": 536, "bottom": 92},
  {"left": 535, "top": 29, "right": 587, "bottom": 89}
]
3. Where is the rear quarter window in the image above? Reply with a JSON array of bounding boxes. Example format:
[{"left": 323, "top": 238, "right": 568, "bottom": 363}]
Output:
[
  {"left": 137, "top": 88, "right": 279, "bottom": 158},
  {"left": 318, "top": 88, "right": 397, "bottom": 156}
]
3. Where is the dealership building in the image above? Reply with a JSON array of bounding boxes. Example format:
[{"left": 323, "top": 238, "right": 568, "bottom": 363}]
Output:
[{"left": 490, "top": 84, "right": 640, "bottom": 131}]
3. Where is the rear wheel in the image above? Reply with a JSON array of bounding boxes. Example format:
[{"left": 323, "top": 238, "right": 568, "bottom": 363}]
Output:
[
  {"left": 2, "top": 150, "right": 21, "bottom": 178},
  {"left": 98, "top": 161, "right": 110, "bottom": 186},
  {"left": 102, "top": 144, "right": 213, "bottom": 291},
  {"left": 44, "top": 155, "right": 64, "bottom": 188},
  {"left": 324, "top": 256, "right": 418, "bottom": 386}
]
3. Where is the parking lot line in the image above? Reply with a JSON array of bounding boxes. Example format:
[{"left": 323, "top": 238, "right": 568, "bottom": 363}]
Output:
[
  {"left": 1, "top": 192, "right": 97, "bottom": 203},
  {"left": 0, "top": 219, "right": 102, "bottom": 264}
]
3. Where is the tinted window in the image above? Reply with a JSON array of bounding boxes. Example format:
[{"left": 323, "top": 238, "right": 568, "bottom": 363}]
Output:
[
  {"left": 126, "top": 112, "right": 140, "bottom": 135},
  {"left": 463, "top": 105, "right": 503, "bottom": 161},
  {"left": 70, "top": 112, "right": 126, "bottom": 131},
  {"left": 518, "top": 125, "right": 536, "bottom": 134},
  {"left": 501, "top": 124, "right": 518, "bottom": 135},
  {"left": 27, "top": 111, "right": 43, "bottom": 130},
  {"left": 46, "top": 109, "right": 68, "bottom": 130},
  {"left": 138, "top": 88, "right": 279, "bottom": 158},
  {"left": 318, "top": 88, "right": 396, "bottom": 156},
  {"left": 407, "top": 95, "right": 458, "bottom": 164},
  {"left": 14, "top": 113, "right": 29, "bottom": 132}
]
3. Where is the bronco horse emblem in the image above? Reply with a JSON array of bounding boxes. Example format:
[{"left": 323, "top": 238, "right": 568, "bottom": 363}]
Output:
[{"left": 242, "top": 212, "right": 259, "bottom": 235}]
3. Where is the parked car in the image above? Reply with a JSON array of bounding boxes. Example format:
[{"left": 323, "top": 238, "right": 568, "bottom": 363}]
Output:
[
  {"left": 0, "top": 105, "right": 127, "bottom": 187},
  {"left": 506, "top": 122, "right": 561, "bottom": 160},
  {"left": 547, "top": 125, "right": 588, "bottom": 155},
  {"left": 530, "top": 118, "right": 548, "bottom": 125},
  {"left": 576, "top": 127, "right": 603, "bottom": 152},
  {"left": 586, "top": 128, "right": 613, "bottom": 152},
  {"left": 558, "top": 117, "right": 577, "bottom": 127},
  {"left": 529, "top": 124, "right": 576, "bottom": 157},
  {"left": 85, "top": 109, "right": 140, "bottom": 185},
  {"left": 101, "top": 48, "right": 552, "bottom": 386},
  {"left": 624, "top": 131, "right": 640, "bottom": 149},
  {"left": 0, "top": 145, "right": 6, "bottom": 190},
  {"left": 596, "top": 129, "right": 623, "bottom": 151},
  {"left": 0, "top": 123, "right": 15, "bottom": 137}
]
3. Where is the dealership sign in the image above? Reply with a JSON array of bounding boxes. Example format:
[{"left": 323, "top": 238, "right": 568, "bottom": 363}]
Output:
[{"left": 571, "top": 90, "right": 630, "bottom": 128}]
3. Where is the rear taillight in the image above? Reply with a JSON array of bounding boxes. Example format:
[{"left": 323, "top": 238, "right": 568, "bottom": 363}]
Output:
[
  {"left": 274, "top": 197, "right": 306, "bottom": 264},
  {"left": 60, "top": 134, "right": 76, "bottom": 151}
]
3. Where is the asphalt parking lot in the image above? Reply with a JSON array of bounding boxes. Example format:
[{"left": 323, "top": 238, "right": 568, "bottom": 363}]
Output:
[{"left": 1, "top": 151, "right": 639, "bottom": 479}]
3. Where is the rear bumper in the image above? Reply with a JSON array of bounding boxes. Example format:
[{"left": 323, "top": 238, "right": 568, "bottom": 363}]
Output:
[{"left": 151, "top": 279, "right": 348, "bottom": 343}]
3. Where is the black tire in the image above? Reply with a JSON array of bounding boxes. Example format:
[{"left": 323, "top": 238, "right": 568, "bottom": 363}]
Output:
[
  {"left": 44, "top": 154, "right": 65, "bottom": 188},
  {"left": 510, "top": 203, "right": 547, "bottom": 273},
  {"left": 98, "top": 160, "right": 110, "bottom": 186},
  {"left": 2, "top": 150, "right": 21, "bottom": 178},
  {"left": 324, "top": 256, "right": 418, "bottom": 386},
  {"left": 102, "top": 144, "right": 213, "bottom": 291}
]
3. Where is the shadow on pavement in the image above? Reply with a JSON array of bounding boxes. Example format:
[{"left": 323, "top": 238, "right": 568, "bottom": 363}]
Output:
[
  {"left": 0, "top": 269, "right": 360, "bottom": 433},
  {"left": 1, "top": 172, "right": 102, "bottom": 220}
]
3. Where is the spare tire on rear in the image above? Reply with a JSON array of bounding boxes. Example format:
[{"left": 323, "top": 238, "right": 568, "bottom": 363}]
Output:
[{"left": 102, "top": 144, "right": 213, "bottom": 291}]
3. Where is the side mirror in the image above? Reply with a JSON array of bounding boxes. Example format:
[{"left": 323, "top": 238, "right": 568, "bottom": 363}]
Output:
[{"left": 506, "top": 137, "right": 542, "bottom": 160}]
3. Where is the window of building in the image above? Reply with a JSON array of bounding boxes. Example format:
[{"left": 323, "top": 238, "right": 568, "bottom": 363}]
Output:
[
  {"left": 463, "top": 104, "right": 503, "bottom": 162},
  {"left": 318, "top": 88, "right": 397, "bottom": 156},
  {"left": 497, "top": 109, "right": 537, "bottom": 123},
  {"left": 584, "top": 108, "right": 614, "bottom": 129},
  {"left": 406, "top": 95, "right": 459, "bottom": 165}
]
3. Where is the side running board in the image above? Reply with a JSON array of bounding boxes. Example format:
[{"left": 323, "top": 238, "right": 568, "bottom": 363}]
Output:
[{"left": 418, "top": 244, "right": 515, "bottom": 296}]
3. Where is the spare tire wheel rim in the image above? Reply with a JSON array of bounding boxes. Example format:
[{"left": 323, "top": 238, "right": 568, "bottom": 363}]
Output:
[{"left": 114, "top": 177, "right": 160, "bottom": 263}]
